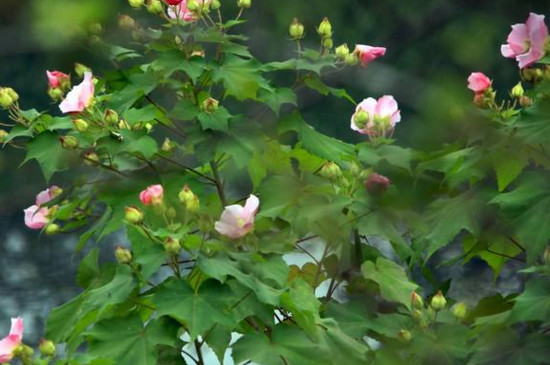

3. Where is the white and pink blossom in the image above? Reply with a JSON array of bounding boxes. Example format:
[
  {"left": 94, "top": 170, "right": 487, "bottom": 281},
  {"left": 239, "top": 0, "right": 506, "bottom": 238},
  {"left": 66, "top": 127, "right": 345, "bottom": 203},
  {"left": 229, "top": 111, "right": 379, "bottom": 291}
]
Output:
[
  {"left": 501, "top": 13, "right": 549, "bottom": 68},
  {"left": 215, "top": 195, "right": 259, "bottom": 239},
  {"left": 139, "top": 184, "right": 164, "bottom": 206},
  {"left": 0, "top": 317, "right": 23, "bottom": 363},
  {"left": 351, "top": 95, "right": 401, "bottom": 136},
  {"left": 59, "top": 72, "right": 94, "bottom": 114}
]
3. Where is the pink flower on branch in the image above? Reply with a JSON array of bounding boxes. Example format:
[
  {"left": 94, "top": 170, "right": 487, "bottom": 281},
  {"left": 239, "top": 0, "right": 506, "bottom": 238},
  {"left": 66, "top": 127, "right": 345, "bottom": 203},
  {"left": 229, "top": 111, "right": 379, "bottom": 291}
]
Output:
[
  {"left": 139, "top": 184, "right": 164, "bottom": 206},
  {"left": 46, "top": 71, "right": 70, "bottom": 89},
  {"left": 501, "top": 12, "right": 549, "bottom": 69},
  {"left": 59, "top": 72, "right": 94, "bottom": 114},
  {"left": 215, "top": 195, "right": 259, "bottom": 239},
  {"left": 351, "top": 95, "right": 401, "bottom": 137},
  {"left": 168, "top": 0, "right": 211, "bottom": 22},
  {"left": 24, "top": 186, "right": 62, "bottom": 230},
  {"left": 0, "top": 317, "right": 23, "bottom": 363},
  {"left": 467, "top": 72, "right": 492, "bottom": 93},
  {"left": 354, "top": 45, "right": 386, "bottom": 67}
]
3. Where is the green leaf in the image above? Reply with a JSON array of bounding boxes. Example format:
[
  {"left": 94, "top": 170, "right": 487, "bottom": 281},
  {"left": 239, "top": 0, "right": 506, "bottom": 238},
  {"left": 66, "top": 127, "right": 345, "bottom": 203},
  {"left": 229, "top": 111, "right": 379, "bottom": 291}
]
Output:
[
  {"left": 212, "top": 55, "right": 264, "bottom": 100},
  {"left": 358, "top": 144, "right": 413, "bottom": 172},
  {"left": 88, "top": 316, "right": 179, "bottom": 365},
  {"left": 127, "top": 226, "right": 166, "bottom": 280},
  {"left": 204, "top": 326, "right": 232, "bottom": 363},
  {"left": 323, "top": 300, "right": 371, "bottom": 338},
  {"left": 108, "top": 69, "right": 158, "bottom": 112},
  {"left": 280, "top": 279, "right": 321, "bottom": 337},
  {"left": 197, "top": 107, "right": 232, "bottom": 131},
  {"left": 153, "top": 279, "right": 237, "bottom": 340},
  {"left": 303, "top": 74, "right": 355, "bottom": 104},
  {"left": 515, "top": 98, "right": 550, "bottom": 144},
  {"left": 151, "top": 50, "right": 207, "bottom": 83},
  {"left": 46, "top": 292, "right": 88, "bottom": 343},
  {"left": 76, "top": 248, "right": 101, "bottom": 289},
  {"left": 123, "top": 105, "right": 158, "bottom": 126},
  {"left": 85, "top": 265, "right": 136, "bottom": 311},
  {"left": 22, "top": 131, "right": 73, "bottom": 181},
  {"left": 259, "top": 87, "right": 297, "bottom": 116},
  {"left": 515, "top": 196, "right": 550, "bottom": 263},
  {"left": 510, "top": 278, "right": 550, "bottom": 322},
  {"left": 361, "top": 257, "right": 418, "bottom": 310},
  {"left": 4, "top": 125, "right": 34, "bottom": 142},
  {"left": 492, "top": 148, "right": 528, "bottom": 192}
]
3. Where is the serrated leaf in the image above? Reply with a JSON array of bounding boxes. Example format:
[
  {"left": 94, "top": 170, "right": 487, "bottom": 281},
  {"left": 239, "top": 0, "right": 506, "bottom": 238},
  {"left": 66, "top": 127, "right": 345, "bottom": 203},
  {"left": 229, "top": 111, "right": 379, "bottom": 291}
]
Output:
[
  {"left": 212, "top": 55, "right": 263, "bottom": 100},
  {"left": 510, "top": 278, "right": 550, "bottom": 322},
  {"left": 22, "top": 132, "right": 73, "bottom": 181}
]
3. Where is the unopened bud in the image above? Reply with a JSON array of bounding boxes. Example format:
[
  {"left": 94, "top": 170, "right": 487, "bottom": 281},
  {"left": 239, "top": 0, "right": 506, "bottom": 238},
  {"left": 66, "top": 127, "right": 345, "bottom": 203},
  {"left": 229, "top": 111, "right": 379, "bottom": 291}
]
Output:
[
  {"left": 115, "top": 246, "right": 133, "bottom": 264},
  {"left": 0, "top": 129, "right": 8, "bottom": 143},
  {"left": 354, "top": 109, "right": 369, "bottom": 129},
  {"left": 317, "top": 17, "right": 332, "bottom": 38},
  {"left": 411, "top": 292, "right": 424, "bottom": 309},
  {"left": 74, "top": 63, "right": 91, "bottom": 78},
  {"left": 202, "top": 97, "right": 219, "bottom": 113},
  {"left": 118, "top": 14, "right": 137, "bottom": 31},
  {"left": 187, "top": 0, "right": 200, "bottom": 11},
  {"left": 60, "top": 135, "right": 79, "bottom": 150},
  {"left": 45, "top": 223, "right": 60, "bottom": 235},
  {"left": 146, "top": 0, "right": 163, "bottom": 13},
  {"left": 430, "top": 290, "right": 447, "bottom": 311},
  {"left": 128, "top": 0, "right": 145, "bottom": 7},
  {"left": 510, "top": 82, "right": 524, "bottom": 98},
  {"left": 145, "top": 123, "right": 153, "bottom": 132},
  {"left": 365, "top": 173, "right": 390, "bottom": 196},
  {"left": 237, "top": 0, "right": 251, "bottom": 8},
  {"left": 72, "top": 119, "right": 89, "bottom": 132},
  {"left": 179, "top": 185, "right": 200, "bottom": 212},
  {"left": 164, "top": 237, "right": 181, "bottom": 255},
  {"left": 289, "top": 18, "right": 305, "bottom": 40},
  {"left": 398, "top": 329, "right": 412, "bottom": 343},
  {"left": 344, "top": 53, "right": 359, "bottom": 66},
  {"left": 48, "top": 87, "right": 64, "bottom": 101},
  {"left": 0, "top": 88, "right": 16, "bottom": 109},
  {"left": 162, "top": 138, "right": 175, "bottom": 152},
  {"left": 519, "top": 95, "right": 533, "bottom": 108},
  {"left": 335, "top": 44, "right": 350, "bottom": 60},
  {"left": 319, "top": 162, "right": 342, "bottom": 179},
  {"left": 451, "top": 302, "right": 467, "bottom": 320},
  {"left": 83, "top": 151, "right": 100, "bottom": 165},
  {"left": 39, "top": 339, "right": 56, "bottom": 357},
  {"left": 104, "top": 109, "right": 119, "bottom": 125},
  {"left": 210, "top": 0, "right": 221, "bottom": 10},
  {"left": 322, "top": 37, "right": 333, "bottom": 50},
  {"left": 124, "top": 206, "right": 144, "bottom": 224}
]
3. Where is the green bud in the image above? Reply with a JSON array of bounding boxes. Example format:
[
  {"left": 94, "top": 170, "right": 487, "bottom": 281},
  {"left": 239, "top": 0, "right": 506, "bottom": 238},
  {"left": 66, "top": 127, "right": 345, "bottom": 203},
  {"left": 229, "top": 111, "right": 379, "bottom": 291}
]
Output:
[
  {"left": 60, "top": 136, "right": 79, "bottom": 150},
  {"left": 349, "top": 162, "right": 361, "bottom": 177},
  {"left": 146, "top": 0, "right": 163, "bottom": 14},
  {"left": 289, "top": 18, "right": 305, "bottom": 40},
  {"left": 237, "top": 0, "right": 251, "bottom": 8},
  {"left": 353, "top": 109, "right": 369, "bottom": 129},
  {"left": 398, "top": 329, "right": 412, "bottom": 343},
  {"left": 145, "top": 123, "right": 153, "bottom": 132},
  {"left": 74, "top": 63, "right": 91, "bottom": 78},
  {"left": 164, "top": 237, "right": 181, "bottom": 255},
  {"left": 124, "top": 206, "right": 144, "bottom": 224},
  {"left": 187, "top": 0, "right": 200, "bottom": 11},
  {"left": 411, "top": 292, "right": 424, "bottom": 309},
  {"left": 179, "top": 185, "right": 200, "bottom": 212},
  {"left": 202, "top": 97, "right": 219, "bottom": 113},
  {"left": 5, "top": 87, "right": 18, "bottom": 102},
  {"left": 118, "top": 119, "right": 130, "bottom": 130},
  {"left": 45, "top": 224, "right": 60, "bottom": 235},
  {"left": 39, "top": 339, "right": 56, "bottom": 357},
  {"left": 451, "top": 302, "right": 467, "bottom": 320},
  {"left": 430, "top": 290, "right": 447, "bottom": 311},
  {"left": 128, "top": 0, "right": 144, "bottom": 7},
  {"left": 104, "top": 109, "right": 119, "bottom": 125},
  {"left": 344, "top": 53, "right": 359, "bottom": 66},
  {"left": 161, "top": 138, "right": 176, "bottom": 152},
  {"left": 510, "top": 82, "right": 524, "bottom": 98},
  {"left": 319, "top": 162, "right": 342, "bottom": 179},
  {"left": 48, "top": 87, "right": 64, "bottom": 101},
  {"left": 0, "top": 129, "right": 8, "bottom": 143},
  {"left": 210, "top": 0, "right": 221, "bottom": 10},
  {"left": 322, "top": 37, "right": 333, "bottom": 49},
  {"left": 83, "top": 151, "right": 100, "bottom": 165},
  {"left": 317, "top": 17, "right": 332, "bottom": 38},
  {"left": 519, "top": 95, "right": 533, "bottom": 108},
  {"left": 115, "top": 246, "right": 133, "bottom": 264},
  {"left": 89, "top": 23, "right": 103, "bottom": 35},
  {"left": 72, "top": 119, "right": 89, "bottom": 132},
  {"left": 118, "top": 14, "right": 137, "bottom": 31},
  {"left": 0, "top": 88, "right": 15, "bottom": 108},
  {"left": 335, "top": 43, "right": 350, "bottom": 60}
]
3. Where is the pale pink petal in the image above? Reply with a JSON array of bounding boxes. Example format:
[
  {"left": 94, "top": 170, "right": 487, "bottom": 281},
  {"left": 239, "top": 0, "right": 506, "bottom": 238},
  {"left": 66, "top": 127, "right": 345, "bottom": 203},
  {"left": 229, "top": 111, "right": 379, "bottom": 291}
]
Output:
[
  {"left": 517, "top": 48, "right": 544, "bottom": 69},
  {"left": 243, "top": 195, "right": 260, "bottom": 218},
  {"left": 389, "top": 109, "right": 401, "bottom": 127},
  {"left": 24, "top": 205, "right": 50, "bottom": 230},
  {"left": 467, "top": 72, "right": 492, "bottom": 93},
  {"left": 375, "top": 95, "right": 398, "bottom": 118},
  {"left": 59, "top": 72, "right": 94, "bottom": 114},
  {"left": 214, "top": 221, "right": 243, "bottom": 239},
  {"left": 9, "top": 318, "right": 23, "bottom": 343},
  {"left": 506, "top": 24, "right": 529, "bottom": 55},
  {"left": 0, "top": 337, "right": 18, "bottom": 362},
  {"left": 500, "top": 44, "right": 516, "bottom": 58},
  {"left": 527, "top": 13, "right": 548, "bottom": 60},
  {"left": 35, "top": 189, "right": 52, "bottom": 206},
  {"left": 351, "top": 98, "right": 377, "bottom": 133}
]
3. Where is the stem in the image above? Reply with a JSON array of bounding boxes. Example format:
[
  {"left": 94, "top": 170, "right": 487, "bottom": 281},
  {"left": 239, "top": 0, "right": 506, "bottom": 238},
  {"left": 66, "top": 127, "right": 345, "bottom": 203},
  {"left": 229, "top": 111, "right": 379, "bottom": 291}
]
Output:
[
  {"left": 82, "top": 155, "right": 127, "bottom": 177},
  {"left": 313, "top": 244, "right": 330, "bottom": 287},
  {"left": 194, "top": 340, "right": 205, "bottom": 365},
  {"left": 155, "top": 153, "right": 216, "bottom": 183},
  {"left": 210, "top": 160, "right": 227, "bottom": 206},
  {"left": 353, "top": 229, "right": 363, "bottom": 269},
  {"left": 486, "top": 249, "right": 526, "bottom": 262}
]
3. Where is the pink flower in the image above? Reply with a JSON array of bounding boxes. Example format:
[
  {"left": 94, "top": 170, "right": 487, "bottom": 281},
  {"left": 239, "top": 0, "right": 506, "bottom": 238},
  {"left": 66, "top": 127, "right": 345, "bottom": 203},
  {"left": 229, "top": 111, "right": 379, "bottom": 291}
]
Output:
[
  {"left": 24, "top": 186, "right": 61, "bottom": 230},
  {"left": 59, "top": 72, "right": 94, "bottom": 114},
  {"left": 351, "top": 95, "right": 401, "bottom": 136},
  {"left": 215, "top": 195, "right": 259, "bottom": 239},
  {"left": 168, "top": 0, "right": 211, "bottom": 22},
  {"left": 501, "top": 13, "right": 549, "bottom": 69},
  {"left": 467, "top": 72, "right": 492, "bottom": 93},
  {"left": 354, "top": 45, "right": 386, "bottom": 67},
  {"left": 139, "top": 184, "right": 164, "bottom": 206},
  {"left": 0, "top": 317, "right": 23, "bottom": 363},
  {"left": 46, "top": 70, "right": 70, "bottom": 89}
]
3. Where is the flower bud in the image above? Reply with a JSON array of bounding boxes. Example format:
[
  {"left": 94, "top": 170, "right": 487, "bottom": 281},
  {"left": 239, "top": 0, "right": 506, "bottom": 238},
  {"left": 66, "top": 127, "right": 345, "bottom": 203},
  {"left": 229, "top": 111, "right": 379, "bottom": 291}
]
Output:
[
  {"left": 72, "top": 119, "right": 89, "bottom": 132},
  {"left": 45, "top": 223, "right": 60, "bottom": 235},
  {"left": 344, "top": 53, "right": 359, "bottom": 66},
  {"left": 398, "top": 329, "right": 412, "bottom": 343},
  {"left": 335, "top": 44, "right": 350, "bottom": 60},
  {"left": 124, "top": 206, "right": 144, "bottom": 224},
  {"left": 411, "top": 292, "right": 424, "bottom": 309},
  {"left": 187, "top": 0, "right": 200, "bottom": 11},
  {"left": 179, "top": 185, "right": 200, "bottom": 212},
  {"left": 289, "top": 18, "right": 305, "bottom": 40},
  {"left": 89, "top": 23, "right": 103, "bottom": 35},
  {"left": 317, "top": 17, "right": 332, "bottom": 38},
  {"left": 162, "top": 138, "right": 175, "bottom": 152},
  {"left": 365, "top": 173, "right": 390, "bottom": 196},
  {"left": 237, "top": 0, "right": 251, "bottom": 8},
  {"left": 115, "top": 246, "right": 133, "bottom": 264},
  {"left": 145, "top": 123, "right": 153, "bottom": 132},
  {"left": 519, "top": 95, "right": 533, "bottom": 108},
  {"left": 430, "top": 290, "right": 447, "bottom": 311},
  {"left": 510, "top": 82, "right": 524, "bottom": 98},
  {"left": 210, "top": 0, "right": 221, "bottom": 10},
  {"left": 164, "top": 237, "right": 181, "bottom": 255},
  {"left": 104, "top": 109, "right": 119, "bottom": 125},
  {"left": 0, "top": 129, "right": 8, "bottom": 143},
  {"left": 118, "top": 14, "right": 137, "bottom": 31},
  {"left": 451, "top": 302, "right": 467, "bottom": 320},
  {"left": 59, "top": 136, "right": 80, "bottom": 150},
  {"left": 74, "top": 63, "right": 91, "bottom": 78},
  {"left": 5, "top": 87, "right": 19, "bottom": 102},
  {"left": 353, "top": 109, "right": 369, "bottom": 129},
  {"left": 39, "top": 339, "right": 56, "bottom": 357},
  {"left": 0, "top": 88, "right": 16, "bottom": 109},
  {"left": 118, "top": 119, "right": 130, "bottom": 130},
  {"left": 202, "top": 97, "right": 219, "bottom": 113},
  {"left": 319, "top": 162, "right": 342, "bottom": 179},
  {"left": 48, "top": 87, "right": 64, "bottom": 101},
  {"left": 83, "top": 151, "right": 100, "bottom": 165},
  {"left": 129, "top": 0, "right": 145, "bottom": 7},
  {"left": 147, "top": 0, "right": 164, "bottom": 13},
  {"left": 322, "top": 37, "right": 333, "bottom": 50}
]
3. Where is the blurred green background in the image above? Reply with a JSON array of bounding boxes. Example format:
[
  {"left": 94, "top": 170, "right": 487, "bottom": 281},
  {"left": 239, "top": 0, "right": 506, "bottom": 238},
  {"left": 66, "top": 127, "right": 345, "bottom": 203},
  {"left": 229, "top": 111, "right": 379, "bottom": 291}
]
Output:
[{"left": 1, "top": 0, "right": 550, "bottom": 342}]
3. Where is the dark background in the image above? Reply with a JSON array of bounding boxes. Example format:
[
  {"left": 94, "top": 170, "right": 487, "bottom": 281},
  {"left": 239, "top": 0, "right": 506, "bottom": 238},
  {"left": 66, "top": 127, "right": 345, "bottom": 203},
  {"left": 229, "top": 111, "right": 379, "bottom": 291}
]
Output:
[{"left": 1, "top": 0, "right": 549, "bottom": 343}]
